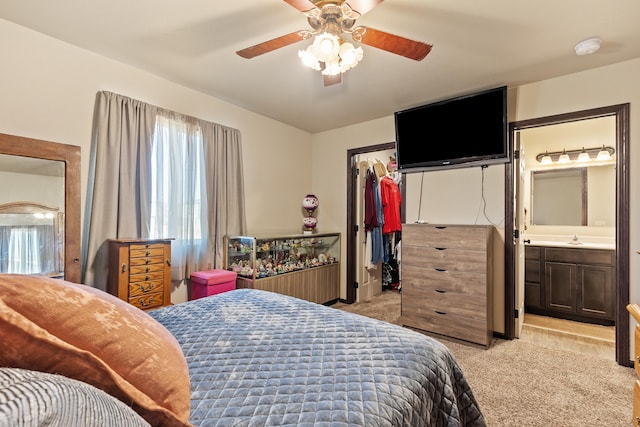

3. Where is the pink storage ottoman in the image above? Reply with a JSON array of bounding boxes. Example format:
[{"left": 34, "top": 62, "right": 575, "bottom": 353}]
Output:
[{"left": 190, "top": 269, "right": 237, "bottom": 300}]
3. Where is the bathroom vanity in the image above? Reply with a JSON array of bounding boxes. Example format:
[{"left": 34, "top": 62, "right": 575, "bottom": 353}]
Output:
[{"left": 525, "top": 243, "right": 615, "bottom": 325}]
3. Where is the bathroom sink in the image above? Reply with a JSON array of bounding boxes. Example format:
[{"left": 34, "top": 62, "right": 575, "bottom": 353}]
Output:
[{"left": 525, "top": 240, "right": 615, "bottom": 250}]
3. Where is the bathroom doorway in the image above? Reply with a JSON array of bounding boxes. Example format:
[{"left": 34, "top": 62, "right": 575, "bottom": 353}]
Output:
[{"left": 504, "top": 103, "right": 630, "bottom": 366}]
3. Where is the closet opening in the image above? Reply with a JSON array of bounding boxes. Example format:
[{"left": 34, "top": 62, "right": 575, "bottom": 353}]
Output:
[{"left": 345, "top": 142, "right": 405, "bottom": 304}]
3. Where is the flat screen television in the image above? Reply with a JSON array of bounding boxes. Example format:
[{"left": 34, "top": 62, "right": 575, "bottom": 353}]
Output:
[{"left": 394, "top": 86, "right": 509, "bottom": 172}]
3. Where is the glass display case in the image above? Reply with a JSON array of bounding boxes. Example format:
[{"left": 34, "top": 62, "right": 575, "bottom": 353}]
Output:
[{"left": 224, "top": 232, "right": 341, "bottom": 304}]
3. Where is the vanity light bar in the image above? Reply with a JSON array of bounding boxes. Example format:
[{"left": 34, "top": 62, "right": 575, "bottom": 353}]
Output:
[{"left": 535, "top": 145, "right": 615, "bottom": 164}]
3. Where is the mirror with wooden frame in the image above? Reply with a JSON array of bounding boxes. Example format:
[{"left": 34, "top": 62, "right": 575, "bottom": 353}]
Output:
[{"left": 0, "top": 133, "right": 81, "bottom": 282}]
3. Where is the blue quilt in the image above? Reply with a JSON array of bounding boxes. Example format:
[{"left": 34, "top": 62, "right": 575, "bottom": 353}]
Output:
[{"left": 150, "top": 289, "right": 485, "bottom": 427}]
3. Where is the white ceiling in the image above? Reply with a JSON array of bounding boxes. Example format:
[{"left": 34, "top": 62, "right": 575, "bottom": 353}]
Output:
[{"left": 2, "top": 0, "right": 639, "bottom": 133}]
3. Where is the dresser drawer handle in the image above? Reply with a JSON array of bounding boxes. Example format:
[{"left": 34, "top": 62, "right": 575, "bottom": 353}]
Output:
[
  {"left": 145, "top": 258, "right": 151, "bottom": 265},
  {"left": 435, "top": 226, "right": 447, "bottom": 229},
  {"left": 435, "top": 268, "right": 447, "bottom": 272},
  {"left": 145, "top": 267, "right": 150, "bottom": 273},
  {"left": 145, "top": 275, "right": 150, "bottom": 281},
  {"left": 435, "top": 247, "right": 447, "bottom": 251},
  {"left": 140, "top": 296, "right": 154, "bottom": 307},
  {"left": 435, "top": 310, "right": 447, "bottom": 315},
  {"left": 435, "top": 289, "right": 446, "bottom": 294},
  {"left": 145, "top": 251, "right": 150, "bottom": 257},
  {"left": 139, "top": 283, "right": 155, "bottom": 293}
]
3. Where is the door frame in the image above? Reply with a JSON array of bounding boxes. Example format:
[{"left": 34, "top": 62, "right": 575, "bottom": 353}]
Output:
[
  {"left": 346, "top": 142, "right": 403, "bottom": 303},
  {"left": 504, "top": 103, "right": 630, "bottom": 366}
]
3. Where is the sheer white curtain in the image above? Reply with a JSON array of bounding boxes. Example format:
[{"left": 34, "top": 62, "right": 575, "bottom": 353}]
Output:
[
  {"left": 7, "top": 228, "right": 41, "bottom": 274},
  {"left": 148, "top": 115, "right": 210, "bottom": 280},
  {"left": 82, "top": 91, "right": 247, "bottom": 290}
]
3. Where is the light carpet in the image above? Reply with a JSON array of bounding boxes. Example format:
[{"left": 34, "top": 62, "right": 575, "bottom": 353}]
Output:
[{"left": 333, "top": 291, "right": 635, "bottom": 426}]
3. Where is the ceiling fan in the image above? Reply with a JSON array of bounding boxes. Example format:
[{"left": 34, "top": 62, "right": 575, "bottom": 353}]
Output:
[{"left": 236, "top": 0, "right": 433, "bottom": 86}]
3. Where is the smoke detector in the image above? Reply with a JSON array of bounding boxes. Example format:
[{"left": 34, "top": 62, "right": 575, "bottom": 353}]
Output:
[{"left": 574, "top": 38, "right": 601, "bottom": 56}]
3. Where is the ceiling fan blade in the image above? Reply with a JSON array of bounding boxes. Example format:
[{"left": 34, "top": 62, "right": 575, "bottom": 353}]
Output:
[
  {"left": 324, "top": 73, "right": 342, "bottom": 86},
  {"left": 358, "top": 27, "right": 432, "bottom": 61},
  {"left": 236, "top": 31, "right": 307, "bottom": 59},
  {"left": 283, "top": 0, "right": 317, "bottom": 13},
  {"left": 345, "top": 0, "right": 384, "bottom": 16}
]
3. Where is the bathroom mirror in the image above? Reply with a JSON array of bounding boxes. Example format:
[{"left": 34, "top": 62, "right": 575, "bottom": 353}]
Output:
[
  {"left": 531, "top": 164, "right": 615, "bottom": 226},
  {"left": 0, "top": 134, "right": 81, "bottom": 282}
]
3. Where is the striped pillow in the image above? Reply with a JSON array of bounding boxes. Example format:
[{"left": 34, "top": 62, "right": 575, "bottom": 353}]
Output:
[{"left": 0, "top": 367, "right": 150, "bottom": 426}]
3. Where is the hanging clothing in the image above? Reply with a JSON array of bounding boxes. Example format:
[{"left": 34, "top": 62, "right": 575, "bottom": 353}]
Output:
[
  {"left": 380, "top": 176, "right": 402, "bottom": 234},
  {"left": 364, "top": 169, "right": 378, "bottom": 231},
  {"left": 370, "top": 172, "right": 384, "bottom": 266}
]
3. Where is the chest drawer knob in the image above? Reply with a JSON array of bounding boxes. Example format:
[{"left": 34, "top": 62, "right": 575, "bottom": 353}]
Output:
[
  {"left": 139, "top": 283, "right": 155, "bottom": 293},
  {"left": 121, "top": 263, "right": 127, "bottom": 273}
]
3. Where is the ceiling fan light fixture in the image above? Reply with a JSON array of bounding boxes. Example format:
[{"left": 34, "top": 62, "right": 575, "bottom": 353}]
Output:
[
  {"left": 299, "top": 46, "right": 321, "bottom": 70},
  {"left": 300, "top": 33, "right": 363, "bottom": 76}
]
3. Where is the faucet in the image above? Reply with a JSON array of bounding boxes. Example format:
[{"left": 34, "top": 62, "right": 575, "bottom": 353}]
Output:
[{"left": 568, "top": 234, "right": 583, "bottom": 245}]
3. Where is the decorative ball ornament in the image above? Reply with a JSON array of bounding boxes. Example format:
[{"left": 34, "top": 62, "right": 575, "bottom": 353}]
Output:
[
  {"left": 302, "top": 194, "right": 319, "bottom": 233},
  {"left": 302, "top": 194, "right": 319, "bottom": 213},
  {"left": 303, "top": 216, "right": 318, "bottom": 230}
]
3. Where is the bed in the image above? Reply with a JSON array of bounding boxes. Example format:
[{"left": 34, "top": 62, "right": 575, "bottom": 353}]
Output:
[{"left": 0, "top": 275, "right": 485, "bottom": 426}]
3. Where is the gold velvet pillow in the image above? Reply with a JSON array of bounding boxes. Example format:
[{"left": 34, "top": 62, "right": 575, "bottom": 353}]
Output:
[{"left": 0, "top": 274, "right": 191, "bottom": 427}]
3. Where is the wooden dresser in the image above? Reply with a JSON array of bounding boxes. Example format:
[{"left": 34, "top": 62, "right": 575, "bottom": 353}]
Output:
[
  {"left": 108, "top": 238, "right": 172, "bottom": 310},
  {"left": 627, "top": 303, "right": 640, "bottom": 425},
  {"left": 400, "top": 224, "right": 494, "bottom": 347}
]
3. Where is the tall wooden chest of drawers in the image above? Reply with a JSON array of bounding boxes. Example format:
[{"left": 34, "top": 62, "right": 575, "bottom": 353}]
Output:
[
  {"left": 108, "top": 238, "right": 172, "bottom": 310},
  {"left": 400, "top": 224, "right": 494, "bottom": 347}
]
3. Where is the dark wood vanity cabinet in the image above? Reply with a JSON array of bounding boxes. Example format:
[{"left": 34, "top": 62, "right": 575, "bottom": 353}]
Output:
[{"left": 525, "top": 245, "right": 615, "bottom": 325}]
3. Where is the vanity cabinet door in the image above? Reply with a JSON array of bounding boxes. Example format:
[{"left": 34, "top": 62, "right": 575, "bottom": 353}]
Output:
[
  {"left": 545, "top": 262, "right": 577, "bottom": 313},
  {"left": 576, "top": 264, "right": 614, "bottom": 320}
]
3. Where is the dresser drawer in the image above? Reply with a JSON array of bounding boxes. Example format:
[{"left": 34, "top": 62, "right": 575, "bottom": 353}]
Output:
[
  {"left": 403, "top": 283, "right": 487, "bottom": 319},
  {"left": 129, "top": 263, "right": 165, "bottom": 276},
  {"left": 129, "top": 255, "right": 165, "bottom": 267},
  {"left": 130, "top": 244, "right": 166, "bottom": 258},
  {"left": 402, "top": 224, "right": 490, "bottom": 251},
  {"left": 402, "top": 267, "right": 487, "bottom": 296},
  {"left": 128, "top": 291, "right": 164, "bottom": 310},
  {"left": 401, "top": 308, "right": 489, "bottom": 346},
  {"left": 129, "top": 271, "right": 165, "bottom": 283},
  {"left": 129, "top": 280, "right": 164, "bottom": 298},
  {"left": 414, "top": 247, "right": 487, "bottom": 273}
]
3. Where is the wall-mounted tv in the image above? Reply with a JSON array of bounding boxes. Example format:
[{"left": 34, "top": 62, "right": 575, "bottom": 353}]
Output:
[{"left": 394, "top": 86, "right": 509, "bottom": 172}]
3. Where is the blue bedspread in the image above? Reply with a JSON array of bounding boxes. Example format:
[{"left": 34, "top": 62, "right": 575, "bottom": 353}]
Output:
[{"left": 150, "top": 289, "right": 485, "bottom": 427}]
